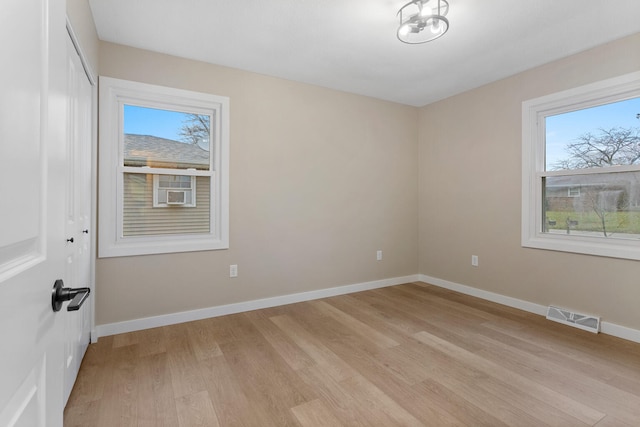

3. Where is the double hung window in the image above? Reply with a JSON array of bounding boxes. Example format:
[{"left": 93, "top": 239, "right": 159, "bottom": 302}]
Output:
[
  {"left": 522, "top": 72, "right": 640, "bottom": 260},
  {"left": 99, "top": 77, "right": 229, "bottom": 257}
]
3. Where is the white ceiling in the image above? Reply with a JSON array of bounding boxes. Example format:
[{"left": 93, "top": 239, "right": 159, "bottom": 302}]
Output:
[{"left": 88, "top": 0, "right": 640, "bottom": 107}]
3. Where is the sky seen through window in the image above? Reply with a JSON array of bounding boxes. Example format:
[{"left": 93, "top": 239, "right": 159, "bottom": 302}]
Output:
[{"left": 545, "top": 97, "right": 640, "bottom": 170}]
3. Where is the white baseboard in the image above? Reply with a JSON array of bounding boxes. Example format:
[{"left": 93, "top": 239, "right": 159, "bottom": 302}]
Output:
[
  {"left": 418, "top": 274, "right": 548, "bottom": 316},
  {"left": 95, "top": 274, "right": 420, "bottom": 338},
  {"left": 419, "top": 274, "right": 640, "bottom": 344},
  {"left": 95, "top": 272, "right": 640, "bottom": 345},
  {"left": 600, "top": 322, "right": 640, "bottom": 344}
]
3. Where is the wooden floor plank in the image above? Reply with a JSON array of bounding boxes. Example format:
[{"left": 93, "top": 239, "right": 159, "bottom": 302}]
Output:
[
  {"left": 164, "top": 323, "right": 208, "bottom": 399},
  {"left": 481, "top": 319, "right": 640, "bottom": 386},
  {"left": 187, "top": 318, "right": 224, "bottom": 361},
  {"left": 200, "top": 354, "right": 268, "bottom": 427},
  {"left": 136, "top": 352, "right": 180, "bottom": 427},
  {"left": 288, "top": 314, "right": 462, "bottom": 426},
  {"left": 338, "top": 374, "right": 424, "bottom": 427},
  {"left": 412, "top": 379, "right": 509, "bottom": 427},
  {"left": 309, "top": 299, "right": 400, "bottom": 349},
  {"left": 244, "top": 309, "right": 315, "bottom": 371},
  {"left": 270, "top": 313, "right": 356, "bottom": 382},
  {"left": 219, "top": 333, "right": 315, "bottom": 426},
  {"left": 175, "top": 390, "right": 220, "bottom": 427},
  {"left": 95, "top": 345, "right": 139, "bottom": 427},
  {"left": 290, "top": 398, "right": 344, "bottom": 427},
  {"left": 296, "top": 364, "right": 390, "bottom": 427},
  {"left": 134, "top": 326, "right": 168, "bottom": 358},
  {"left": 475, "top": 334, "right": 640, "bottom": 424},
  {"left": 425, "top": 366, "right": 545, "bottom": 427},
  {"left": 427, "top": 356, "right": 592, "bottom": 426},
  {"left": 413, "top": 330, "right": 606, "bottom": 425},
  {"left": 62, "top": 400, "right": 101, "bottom": 427},
  {"left": 594, "top": 414, "right": 638, "bottom": 427},
  {"left": 65, "top": 282, "right": 640, "bottom": 427}
]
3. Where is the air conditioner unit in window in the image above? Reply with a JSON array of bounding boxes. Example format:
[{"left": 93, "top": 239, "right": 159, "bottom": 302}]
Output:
[{"left": 166, "top": 190, "right": 187, "bottom": 205}]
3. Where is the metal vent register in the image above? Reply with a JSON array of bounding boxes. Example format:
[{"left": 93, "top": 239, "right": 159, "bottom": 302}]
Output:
[{"left": 546, "top": 305, "right": 600, "bottom": 333}]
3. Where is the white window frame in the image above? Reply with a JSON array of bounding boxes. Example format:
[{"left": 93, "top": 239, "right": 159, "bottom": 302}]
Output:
[
  {"left": 522, "top": 71, "right": 640, "bottom": 260},
  {"left": 153, "top": 174, "right": 196, "bottom": 208},
  {"left": 99, "top": 77, "right": 229, "bottom": 257},
  {"left": 567, "top": 187, "right": 580, "bottom": 198}
]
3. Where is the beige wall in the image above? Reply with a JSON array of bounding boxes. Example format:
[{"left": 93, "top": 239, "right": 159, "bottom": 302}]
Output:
[
  {"left": 96, "top": 42, "right": 419, "bottom": 325},
  {"left": 66, "top": 0, "right": 99, "bottom": 74},
  {"left": 82, "top": 7, "right": 639, "bottom": 332},
  {"left": 419, "top": 33, "right": 640, "bottom": 330}
]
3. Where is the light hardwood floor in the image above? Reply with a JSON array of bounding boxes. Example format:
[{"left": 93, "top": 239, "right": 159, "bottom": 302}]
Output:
[{"left": 64, "top": 282, "right": 640, "bottom": 426}]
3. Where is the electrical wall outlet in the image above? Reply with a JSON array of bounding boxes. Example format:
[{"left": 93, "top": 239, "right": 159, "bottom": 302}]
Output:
[
  {"left": 471, "top": 255, "right": 478, "bottom": 267},
  {"left": 230, "top": 264, "right": 238, "bottom": 277},
  {"left": 376, "top": 250, "right": 383, "bottom": 261}
]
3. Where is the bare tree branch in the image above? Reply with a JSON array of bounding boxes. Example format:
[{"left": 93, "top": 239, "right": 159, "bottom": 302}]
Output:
[
  {"left": 551, "top": 127, "right": 640, "bottom": 170},
  {"left": 179, "top": 114, "right": 210, "bottom": 146}
]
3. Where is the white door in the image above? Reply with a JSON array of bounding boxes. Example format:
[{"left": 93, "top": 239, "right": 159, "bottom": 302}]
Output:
[
  {"left": 62, "top": 32, "right": 93, "bottom": 406},
  {"left": 0, "top": 0, "right": 69, "bottom": 425}
]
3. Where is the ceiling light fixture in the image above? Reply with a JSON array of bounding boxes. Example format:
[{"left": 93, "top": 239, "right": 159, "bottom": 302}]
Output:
[{"left": 397, "top": 0, "right": 449, "bottom": 44}]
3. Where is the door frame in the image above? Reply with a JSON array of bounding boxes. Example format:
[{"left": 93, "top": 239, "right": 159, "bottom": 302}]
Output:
[{"left": 65, "top": 18, "right": 97, "bottom": 343}]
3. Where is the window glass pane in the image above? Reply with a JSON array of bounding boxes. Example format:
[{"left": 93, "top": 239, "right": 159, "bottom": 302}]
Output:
[
  {"left": 123, "top": 173, "right": 210, "bottom": 237},
  {"left": 545, "top": 97, "right": 640, "bottom": 171},
  {"left": 158, "top": 175, "right": 192, "bottom": 189},
  {"left": 123, "top": 105, "right": 211, "bottom": 170},
  {"left": 544, "top": 171, "right": 640, "bottom": 239}
]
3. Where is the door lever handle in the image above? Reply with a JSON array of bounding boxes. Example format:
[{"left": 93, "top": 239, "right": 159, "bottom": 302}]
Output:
[{"left": 52, "top": 279, "right": 90, "bottom": 312}]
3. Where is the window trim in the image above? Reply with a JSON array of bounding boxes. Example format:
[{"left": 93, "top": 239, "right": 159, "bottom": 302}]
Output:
[
  {"left": 99, "top": 77, "right": 229, "bottom": 257},
  {"left": 522, "top": 71, "right": 640, "bottom": 260}
]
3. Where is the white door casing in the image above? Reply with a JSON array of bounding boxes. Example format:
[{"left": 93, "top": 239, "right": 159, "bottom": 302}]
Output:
[{"left": 0, "top": 0, "right": 70, "bottom": 425}]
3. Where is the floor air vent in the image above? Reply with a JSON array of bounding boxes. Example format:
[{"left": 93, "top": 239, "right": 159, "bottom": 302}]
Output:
[{"left": 546, "top": 306, "right": 600, "bottom": 334}]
